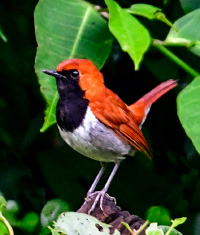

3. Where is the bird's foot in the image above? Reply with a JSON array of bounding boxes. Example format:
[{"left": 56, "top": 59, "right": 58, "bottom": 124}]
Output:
[{"left": 85, "top": 191, "right": 116, "bottom": 214}]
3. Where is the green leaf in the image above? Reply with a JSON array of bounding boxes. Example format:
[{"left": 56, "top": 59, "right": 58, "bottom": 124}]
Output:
[
  {"left": 158, "top": 226, "right": 183, "bottom": 235},
  {"left": 177, "top": 77, "right": 200, "bottom": 154},
  {"left": 171, "top": 217, "right": 187, "bottom": 228},
  {"left": 146, "top": 206, "right": 171, "bottom": 225},
  {"left": 0, "top": 221, "right": 9, "bottom": 235},
  {"left": 0, "top": 26, "right": 8, "bottom": 43},
  {"left": 53, "top": 212, "right": 120, "bottom": 235},
  {"left": 127, "top": 3, "right": 172, "bottom": 26},
  {"left": 146, "top": 223, "right": 164, "bottom": 235},
  {"left": 41, "top": 199, "right": 70, "bottom": 227},
  {"left": 105, "top": 0, "right": 151, "bottom": 70},
  {"left": 121, "top": 222, "right": 132, "bottom": 233},
  {"left": 165, "top": 9, "right": 200, "bottom": 57},
  {"left": 0, "top": 196, "right": 6, "bottom": 213},
  {"left": 34, "top": 0, "right": 113, "bottom": 132},
  {"left": 164, "top": 217, "right": 186, "bottom": 235},
  {"left": 180, "top": 0, "right": 200, "bottom": 13},
  {"left": 19, "top": 212, "right": 39, "bottom": 232},
  {"left": 126, "top": 4, "right": 161, "bottom": 19},
  {"left": 48, "top": 227, "right": 60, "bottom": 235}
]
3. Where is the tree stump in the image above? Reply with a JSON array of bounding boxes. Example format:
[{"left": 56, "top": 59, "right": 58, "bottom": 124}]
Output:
[{"left": 78, "top": 193, "right": 146, "bottom": 235}]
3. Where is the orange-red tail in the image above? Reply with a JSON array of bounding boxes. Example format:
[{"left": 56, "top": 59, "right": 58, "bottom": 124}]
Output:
[{"left": 129, "top": 79, "right": 177, "bottom": 125}]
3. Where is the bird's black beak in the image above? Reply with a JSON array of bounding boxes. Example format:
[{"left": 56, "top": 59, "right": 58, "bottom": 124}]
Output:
[{"left": 42, "top": 69, "right": 64, "bottom": 79}]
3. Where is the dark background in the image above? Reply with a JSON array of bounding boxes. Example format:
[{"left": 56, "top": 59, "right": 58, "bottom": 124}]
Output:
[{"left": 1, "top": 0, "right": 200, "bottom": 234}]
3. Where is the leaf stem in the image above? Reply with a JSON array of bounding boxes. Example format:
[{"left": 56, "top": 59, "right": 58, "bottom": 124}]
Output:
[
  {"left": 153, "top": 40, "right": 200, "bottom": 77},
  {"left": 135, "top": 220, "right": 149, "bottom": 235}
]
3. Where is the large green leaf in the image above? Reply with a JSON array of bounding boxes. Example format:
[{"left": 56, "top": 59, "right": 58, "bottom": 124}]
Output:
[
  {"left": 53, "top": 212, "right": 120, "bottom": 235},
  {"left": 177, "top": 77, "right": 200, "bottom": 154},
  {"left": 34, "top": 0, "right": 113, "bottom": 131},
  {"left": 165, "top": 9, "right": 200, "bottom": 57},
  {"left": 105, "top": 0, "right": 151, "bottom": 70}
]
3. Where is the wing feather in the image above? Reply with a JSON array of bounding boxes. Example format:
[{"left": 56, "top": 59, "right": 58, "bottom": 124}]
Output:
[{"left": 89, "top": 88, "right": 152, "bottom": 159}]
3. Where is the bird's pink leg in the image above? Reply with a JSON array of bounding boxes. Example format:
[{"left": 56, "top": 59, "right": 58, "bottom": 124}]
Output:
[
  {"left": 87, "top": 165, "right": 106, "bottom": 195},
  {"left": 88, "top": 162, "right": 120, "bottom": 214}
]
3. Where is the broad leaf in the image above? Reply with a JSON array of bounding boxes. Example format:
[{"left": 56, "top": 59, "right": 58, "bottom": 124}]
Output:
[
  {"left": 53, "top": 212, "right": 120, "bottom": 235},
  {"left": 177, "top": 77, "right": 200, "bottom": 154},
  {"left": 34, "top": 0, "right": 113, "bottom": 131},
  {"left": 105, "top": 0, "right": 151, "bottom": 70},
  {"left": 165, "top": 9, "right": 200, "bottom": 57}
]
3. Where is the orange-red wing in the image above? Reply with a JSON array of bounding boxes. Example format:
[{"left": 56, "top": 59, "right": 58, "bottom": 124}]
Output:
[{"left": 89, "top": 88, "right": 152, "bottom": 159}]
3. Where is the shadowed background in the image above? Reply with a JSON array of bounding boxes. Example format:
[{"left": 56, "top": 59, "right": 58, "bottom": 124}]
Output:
[{"left": 1, "top": 0, "right": 200, "bottom": 234}]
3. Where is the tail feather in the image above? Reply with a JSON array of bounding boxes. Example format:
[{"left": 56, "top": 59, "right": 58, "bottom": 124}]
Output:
[{"left": 129, "top": 79, "right": 177, "bottom": 125}]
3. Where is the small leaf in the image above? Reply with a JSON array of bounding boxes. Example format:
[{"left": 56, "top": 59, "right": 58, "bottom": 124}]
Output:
[
  {"left": 165, "top": 9, "right": 200, "bottom": 57},
  {"left": 54, "top": 212, "right": 120, "bottom": 235},
  {"left": 121, "top": 222, "right": 132, "bottom": 233},
  {"left": 19, "top": 212, "right": 39, "bottom": 232},
  {"left": 146, "top": 206, "right": 171, "bottom": 225},
  {"left": 105, "top": 0, "right": 151, "bottom": 70},
  {"left": 0, "top": 196, "right": 6, "bottom": 213},
  {"left": 41, "top": 199, "right": 70, "bottom": 227},
  {"left": 146, "top": 223, "right": 164, "bottom": 235},
  {"left": 34, "top": 0, "right": 113, "bottom": 131},
  {"left": 126, "top": 4, "right": 162, "bottom": 20},
  {"left": 48, "top": 226, "right": 60, "bottom": 235},
  {"left": 127, "top": 4, "right": 172, "bottom": 27},
  {"left": 171, "top": 217, "right": 187, "bottom": 228},
  {"left": 164, "top": 217, "right": 186, "bottom": 235},
  {"left": 177, "top": 77, "right": 200, "bottom": 154}
]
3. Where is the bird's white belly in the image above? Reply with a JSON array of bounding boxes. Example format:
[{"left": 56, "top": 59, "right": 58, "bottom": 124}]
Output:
[{"left": 58, "top": 107, "right": 132, "bottom": 162}]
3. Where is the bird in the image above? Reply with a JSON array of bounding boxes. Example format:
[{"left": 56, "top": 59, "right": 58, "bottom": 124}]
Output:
[{"left": 43, "top": 59, "right": 177, "bottom": 213}]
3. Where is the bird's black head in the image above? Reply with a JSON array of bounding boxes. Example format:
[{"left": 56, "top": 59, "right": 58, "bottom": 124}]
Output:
[{"left": 42, "top": 69, "right": 80, "bottom": 96}]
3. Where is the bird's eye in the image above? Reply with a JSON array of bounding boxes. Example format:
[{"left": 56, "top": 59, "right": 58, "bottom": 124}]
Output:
[{"left": 69, "top": 70, "right": 79, "bottom": 80}]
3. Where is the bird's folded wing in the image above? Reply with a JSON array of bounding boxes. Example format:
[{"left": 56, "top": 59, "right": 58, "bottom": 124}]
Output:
[{"left": 89, "top": 88, "right": 152, "bottom": 159}]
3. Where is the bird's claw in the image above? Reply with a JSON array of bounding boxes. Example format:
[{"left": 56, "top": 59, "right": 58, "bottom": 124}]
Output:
[{"left": 85, "top": 191, "right": 116, "bottom": 214}]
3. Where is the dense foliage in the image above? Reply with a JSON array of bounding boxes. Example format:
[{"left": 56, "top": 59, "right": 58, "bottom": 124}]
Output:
[{"left": 1, "top": 0, "right": 200, "bottom": 234}]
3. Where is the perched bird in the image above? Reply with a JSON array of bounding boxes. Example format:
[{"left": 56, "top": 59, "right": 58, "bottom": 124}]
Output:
[{"left": 43, "top": 59, "right": 177, "bottom": 212}]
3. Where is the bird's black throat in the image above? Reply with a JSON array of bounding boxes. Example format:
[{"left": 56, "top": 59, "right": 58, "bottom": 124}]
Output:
[{"left": 56, "top": 77, "right": 89, "bottom": 132}]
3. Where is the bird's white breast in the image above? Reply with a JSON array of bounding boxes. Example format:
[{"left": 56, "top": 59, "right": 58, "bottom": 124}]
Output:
[{"left": 58, "top": 107, "right": 132, "bottom": 162}]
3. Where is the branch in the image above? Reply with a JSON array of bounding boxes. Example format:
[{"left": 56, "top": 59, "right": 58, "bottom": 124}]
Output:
[
  {"left": 78, "top": 193, "right": 146, "bottom": 235},
  {"left": 153, "top": 40, "right": 200, "bottom": 77}
]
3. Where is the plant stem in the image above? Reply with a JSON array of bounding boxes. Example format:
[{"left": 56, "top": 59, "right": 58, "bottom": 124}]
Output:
[
  {"left": 136, "top": 220, "right": 149, "bottom": 235},
  {"left": 165, "top": 225, "right": 174, "bottom": 235},
  {"left": 153, "top": 40, "right": 200, "bottom": 77}
]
